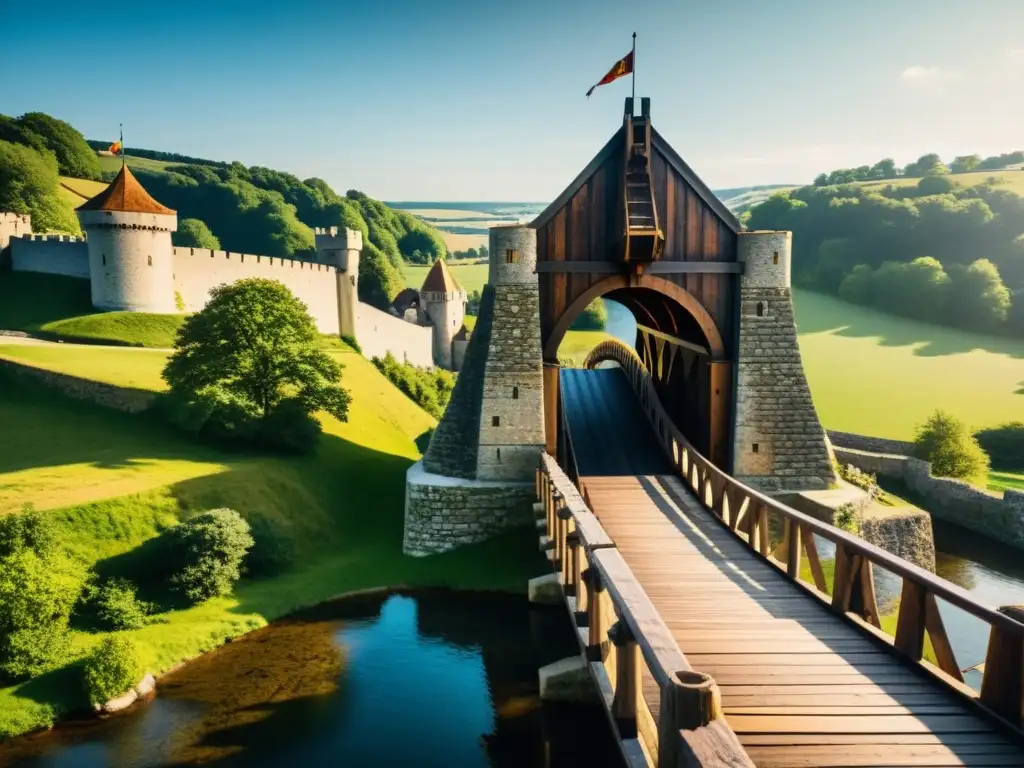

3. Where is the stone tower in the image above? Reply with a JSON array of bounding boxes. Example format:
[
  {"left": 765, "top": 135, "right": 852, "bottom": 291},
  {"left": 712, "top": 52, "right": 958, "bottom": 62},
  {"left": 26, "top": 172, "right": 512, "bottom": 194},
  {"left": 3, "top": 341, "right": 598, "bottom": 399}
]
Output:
[
  {"left": 403, "top": 224, "right": 544, "bottom": 556},
  {"left": 314, "top": 226, "right": 362, "bottom": 338},
  {"left": 77, "top": 165, "right": 178, "bottom": 313},
  {"left": 732, "top": 230, "right": 836, "bottom": 492},
  {"left": 419, "top": 258, "right": 466, "bottom": 370}
]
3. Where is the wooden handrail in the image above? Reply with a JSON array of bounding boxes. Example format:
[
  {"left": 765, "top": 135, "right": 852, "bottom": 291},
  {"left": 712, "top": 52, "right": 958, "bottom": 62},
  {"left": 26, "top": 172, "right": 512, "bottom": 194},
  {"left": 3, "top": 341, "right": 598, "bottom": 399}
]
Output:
[
  {"left": 538, "top": 450, "right": 752, "bottom": 766},
  {"left": 583, "top": 338, "right": 1024, "bottom": 729}
]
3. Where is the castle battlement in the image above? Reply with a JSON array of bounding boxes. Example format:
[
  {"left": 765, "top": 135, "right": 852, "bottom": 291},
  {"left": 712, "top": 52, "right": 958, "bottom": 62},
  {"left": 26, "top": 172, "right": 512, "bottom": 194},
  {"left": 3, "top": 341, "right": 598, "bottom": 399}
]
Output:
[
  {"left": 172, "top": 247, "right": 339, "bottom": 272},
  {"left": 13, "top": 233, "right": 87, "bottom": 243}
]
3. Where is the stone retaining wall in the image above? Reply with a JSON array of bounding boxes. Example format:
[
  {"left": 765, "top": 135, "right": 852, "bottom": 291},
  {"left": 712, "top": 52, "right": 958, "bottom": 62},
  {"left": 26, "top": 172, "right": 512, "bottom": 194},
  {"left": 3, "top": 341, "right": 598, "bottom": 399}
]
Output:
[
  {"left": 860, "top": 510, "right": 936, "bottom": 573},
  {"left": 827, "top": 430, "right": 915, "bottom": 456},
  {"left": 833, "top": 446, "right": 1024, "bottom": 550},
  {"left": 0, "top": 358, "right": 156, "bottom": 413},
  {"left": 403, "top": 461, "right": 534, "bottom": 556}
]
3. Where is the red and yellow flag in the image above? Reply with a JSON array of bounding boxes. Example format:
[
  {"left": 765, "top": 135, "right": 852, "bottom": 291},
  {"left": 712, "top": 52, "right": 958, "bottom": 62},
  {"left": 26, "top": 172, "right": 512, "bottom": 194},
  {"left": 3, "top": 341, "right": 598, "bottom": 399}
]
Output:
[
  {"left": 108, "top": 140, "right": 122, "bottom": 154},
  {"left": 586, "top": 50, "right": 634, "bottom": 98}
]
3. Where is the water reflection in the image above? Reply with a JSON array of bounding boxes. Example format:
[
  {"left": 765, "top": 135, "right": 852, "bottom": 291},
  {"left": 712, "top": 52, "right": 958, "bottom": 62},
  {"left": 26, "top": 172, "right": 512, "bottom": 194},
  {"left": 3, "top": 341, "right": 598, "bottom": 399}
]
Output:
[{"left": 0, "top": 592, "right": 621, "bottom": 768}]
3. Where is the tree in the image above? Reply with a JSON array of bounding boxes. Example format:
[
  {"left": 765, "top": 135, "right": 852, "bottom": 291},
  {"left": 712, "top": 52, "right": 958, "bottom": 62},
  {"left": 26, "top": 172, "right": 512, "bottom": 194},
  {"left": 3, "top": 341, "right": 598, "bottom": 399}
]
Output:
[
  {"left": 814, "top": 239, "right": 857, "bottom": 293},
  {"left": 872, "top": 257, "right": 950, "bottom": 323},
  {"left": 914, "top": 410, "right": 990, "bottom": 482},
  {"left": 870, "top": 158, "right": 898, "bottom": 179},
  {"left": 947, "top": 259, "right": 1011, "bottom": 330},
  {"left": 813, "top": 173, "right": 828, "bottom": 186},
  {"left": 916, "top": 175, "right": 956, "bottom": 196},
  {"left": 903, "top": 153, "right": 949, "bottom": 178},
  {"left": 950, "top": 155, "right": 981, "bottom": 174},
  {"left": 81, "top": 637, "right": 143, "bottom": 706},
  {"left": 838, "top": 264, "right": 875, "bottom": 305},
  {"left": 173, "top": 218, "right": 221, "bottom": 249},
  {"left": 162, "top": 279, "right": 351, "bottom": 452},
  {"left": 0, "top": 140, "right": 79, "bottom": 233},
  {"left": 359, "top": 242, "right": 402, "bottom": 310},
  {"left": 571, "top": 298, "right": 608, "bottom": 330},
  {"left": 1, "top": 112, "right": 102, "bottom": 180}
]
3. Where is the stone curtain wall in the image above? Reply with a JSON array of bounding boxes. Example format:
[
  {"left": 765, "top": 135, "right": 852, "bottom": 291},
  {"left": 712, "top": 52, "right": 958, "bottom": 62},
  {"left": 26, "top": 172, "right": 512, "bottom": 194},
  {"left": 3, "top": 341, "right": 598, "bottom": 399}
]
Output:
[
  {"left": 475, "top": 283, "right": 545, "bottom": 482},
  {"left": 828, "top": 430, "right": 915, "bottom": 455},
  {"left": 10, "top": 236, "right": 90, "bottom": 278},
  {"left": 356, "top": 303, "right": 434, "bottom": 369},
  {"left": 172, "top": 248, "right": 342, "bottom": 334},
  {"left": 403, "top": 462, "right": 534, "bottom": 556},
  {"left": 733, "top": 286, "right": 836, "bottom": 491},
  {"left": 860, "top": 512, "right": 936, "bottom": 572},
  {"left": 422, "top": 286, "right": 495, "bottom": 479},
  {"left": 0, "top": 358, "right": 156, "bottom": 413},
  {"left": 833, "top": 446, "right": 1024, "bottom": 550}
]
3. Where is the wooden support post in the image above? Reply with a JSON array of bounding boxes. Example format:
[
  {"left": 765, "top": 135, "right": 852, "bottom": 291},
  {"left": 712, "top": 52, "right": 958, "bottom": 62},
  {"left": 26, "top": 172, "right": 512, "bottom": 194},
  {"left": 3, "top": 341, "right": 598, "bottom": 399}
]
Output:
[
  {"left": 543, "top": 362, "right": 559, "bottom": 456},
  {"left": 894, "top": 579, "right": 927, "bottom": 661},
  {"left": 608, "top": 620, "right": 640, "bottom": 739},
  {"left": 557, "top": 504, "right": 573, "bottom": 586},
  {"left": 585, "top": 567, "right": 606, "bottom": 662},
  {"left": 566, "top": 531, "right": 581, "bottom": 600},
  {"left": 980, "top": 605, "right": 1024, "bottom": 726},
  {"left": 858, "top": 560, "right": 882, "bottom": 628},
  {"left": 801, "top": 523, "right": 828, "bottom": 593},
  {"left": 924, "top": 593, "right": 963, "bottom": 683},
  {"left": 657, "top": 670, "right": 722, "bottom": 768},
  {"left": 785, "top": 518, "right": 802, "bottom": 579},
  {"left": 832, "top": 546, "right": 860, "bottom": 614}
]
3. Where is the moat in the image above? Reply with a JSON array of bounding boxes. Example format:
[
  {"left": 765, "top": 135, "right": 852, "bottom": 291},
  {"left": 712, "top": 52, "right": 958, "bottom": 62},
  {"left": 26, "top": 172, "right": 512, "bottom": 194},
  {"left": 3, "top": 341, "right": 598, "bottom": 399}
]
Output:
[{"left": 0, "top": 592, "right": 622, "bottom": 768}]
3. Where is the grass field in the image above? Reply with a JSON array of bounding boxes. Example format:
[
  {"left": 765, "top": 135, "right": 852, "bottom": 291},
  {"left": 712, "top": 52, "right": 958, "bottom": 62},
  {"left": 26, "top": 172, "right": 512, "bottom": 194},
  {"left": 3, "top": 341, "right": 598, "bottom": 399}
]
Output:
[
  {"left": 795, "top": 289, "right": 1024, "bottom": 440},
  {"left": 96, "top": 154, "right": 177, "bottom": 174},
  {"left": 0, "top": 272, "right": 184, "bottom": 347},
  {"left": 855, "top": 169, "right": 1024, "bottom": 196},
  {"left": 401, "top": 259, "right": 489, "bottom": 295},
  {"left": 990, "top": 471, "right": 1024, "bottom": 493},
  {"left": 0, "top": 345, "right": 542, "bottom": 738}
]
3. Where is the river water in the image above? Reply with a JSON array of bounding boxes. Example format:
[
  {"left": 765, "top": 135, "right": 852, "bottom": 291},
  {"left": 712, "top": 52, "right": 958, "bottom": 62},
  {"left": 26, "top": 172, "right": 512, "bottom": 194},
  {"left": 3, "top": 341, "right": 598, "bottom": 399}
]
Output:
[{"left": 0, "top": 591, "right": 622, "bottom": 768}]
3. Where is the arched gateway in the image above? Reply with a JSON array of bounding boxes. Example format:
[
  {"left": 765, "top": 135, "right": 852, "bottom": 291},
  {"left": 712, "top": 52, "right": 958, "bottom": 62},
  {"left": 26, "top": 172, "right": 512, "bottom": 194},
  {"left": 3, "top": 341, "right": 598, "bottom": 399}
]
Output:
[
  {"left": 403, "top": 98, "right": 835, "bottom": 557},
  {"left": 534, "top": 97, "right": 833, "bottom": 487}
]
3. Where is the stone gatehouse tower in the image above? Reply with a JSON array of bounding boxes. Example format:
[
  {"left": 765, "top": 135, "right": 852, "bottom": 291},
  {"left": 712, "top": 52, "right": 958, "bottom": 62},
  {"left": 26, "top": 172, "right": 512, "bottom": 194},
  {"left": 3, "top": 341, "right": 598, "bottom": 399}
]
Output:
[{"left": 402, "top": 224, "right": 544, "bottom": 556}]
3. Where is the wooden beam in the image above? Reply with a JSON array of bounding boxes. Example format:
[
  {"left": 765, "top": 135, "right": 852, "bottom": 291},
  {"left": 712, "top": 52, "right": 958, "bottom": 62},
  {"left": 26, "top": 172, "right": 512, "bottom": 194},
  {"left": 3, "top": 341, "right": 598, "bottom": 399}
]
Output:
[
  {"left": 534, "top": 260, "right": 742, "bottom": 274},
  {"left": 637, "top": 324, "right": 709, "bottom": 356}
]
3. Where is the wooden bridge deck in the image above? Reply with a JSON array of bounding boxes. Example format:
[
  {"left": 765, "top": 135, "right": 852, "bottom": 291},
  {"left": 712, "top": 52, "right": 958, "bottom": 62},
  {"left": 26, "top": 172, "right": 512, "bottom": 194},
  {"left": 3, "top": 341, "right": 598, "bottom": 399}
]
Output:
[{"left": 560, "top": 369, "right": 1024, "bottom": 767}]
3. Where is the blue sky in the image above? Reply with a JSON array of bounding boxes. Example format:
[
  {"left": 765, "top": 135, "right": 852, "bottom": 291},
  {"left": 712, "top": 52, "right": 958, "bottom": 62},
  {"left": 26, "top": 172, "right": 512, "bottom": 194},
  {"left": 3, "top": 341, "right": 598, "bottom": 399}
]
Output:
[{"left": 2, "top": 0, "right": 1023, "bottom": 201}]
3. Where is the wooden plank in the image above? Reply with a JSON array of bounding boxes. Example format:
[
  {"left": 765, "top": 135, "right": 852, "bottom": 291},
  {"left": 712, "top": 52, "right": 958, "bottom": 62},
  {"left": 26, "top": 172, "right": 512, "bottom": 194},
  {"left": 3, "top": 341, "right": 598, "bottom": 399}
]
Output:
[
  {"left": 677, "top": 720, "right": 755, "bottom": 768},
  {"left": 727, "top": 714, "right": 997, "bottom": 734},
  {"left": 743, "top": 744, "right": 1024, "bottom": 767},
  {"left": 739, "top": 733, "right": 1018, "bottom": 747}
]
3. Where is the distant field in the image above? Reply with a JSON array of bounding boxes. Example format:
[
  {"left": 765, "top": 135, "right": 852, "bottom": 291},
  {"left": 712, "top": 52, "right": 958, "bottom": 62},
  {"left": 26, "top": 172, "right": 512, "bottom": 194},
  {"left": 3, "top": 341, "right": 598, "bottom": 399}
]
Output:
[
  {"left": 856, "top": 169, "right": 1024, "bottom": 196},
  {"left": 990, "top": 471, "right": 1024, "bottom": 493},
  {"left": 401, "top": 260, "right": 489, "bottom": 295},
  {"left": 438, "top": 232, "right": 488, "bottom": 251},
  {"left": 96, "top": 154, "right": 177, "bottom": 174},
  {"left": 795, "top": 289, "right": 1024, "bottom": 440},
  {"left": 57, "top": 176, "right": 108, "bottom": 207},
  {"left": 396, "top": 208, "right": 500, "bottom": 220}
]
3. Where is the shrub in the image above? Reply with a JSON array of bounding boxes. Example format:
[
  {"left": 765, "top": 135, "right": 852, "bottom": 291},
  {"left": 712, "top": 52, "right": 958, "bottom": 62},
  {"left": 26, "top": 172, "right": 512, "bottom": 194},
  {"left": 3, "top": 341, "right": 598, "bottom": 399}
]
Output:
[
  {"left": 341, "top": 334, "right": 362, "bottom": 353},
  {"left": 0, "top": 504, "right": 56, "bottom": 558},
  {"left": 914, "top": 410, "right": 990, "bottom": 482},
  {"left": 833, "top": 503, "right": 862, "bottom": 535},
  {"left": 83, "top": 577, "right": 152, "bottom": 630},
  {"left": 974, "top": 422, "right": 1024, "bottom": 471},
  {"left": 81, "top": 637, "right": 143, "bottom": 707},
  {"left": 371, "top": 352, "right": 454, "bottom": 419},
  {"left": 571, "top": 299, "right": 607, "bottom": 331},
  {"left": 838, "top": 464, "right": 882, "bottom": 503},
  {"left": 0, "top": 550, "right": 82, "bottom": 680},
  {"left": 174, "top": 290, "right": 186, "bottom": 312},
  {"left": 167, "top": 509, "right": 254, "bottom": 603}
]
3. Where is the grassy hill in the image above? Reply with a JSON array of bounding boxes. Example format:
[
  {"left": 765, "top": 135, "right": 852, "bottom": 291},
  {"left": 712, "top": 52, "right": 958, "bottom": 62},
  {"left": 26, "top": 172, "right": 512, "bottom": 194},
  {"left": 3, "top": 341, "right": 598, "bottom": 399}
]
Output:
[
  {"left": 855, "top": 169, "right": 1024, "bottom": 196},
  {"left": 96, "top": 154, "right": 177, "bottom": 174},
  {"left": 0, "top": 343, "right": 540, "bottom": 738}
]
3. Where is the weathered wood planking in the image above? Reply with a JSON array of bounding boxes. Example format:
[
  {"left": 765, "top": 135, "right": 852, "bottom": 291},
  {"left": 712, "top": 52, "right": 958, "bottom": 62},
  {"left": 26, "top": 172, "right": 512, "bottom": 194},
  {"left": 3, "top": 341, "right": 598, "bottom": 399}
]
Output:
[{"left": 582, "top": 473, "right": 1024, "bottom": 766}]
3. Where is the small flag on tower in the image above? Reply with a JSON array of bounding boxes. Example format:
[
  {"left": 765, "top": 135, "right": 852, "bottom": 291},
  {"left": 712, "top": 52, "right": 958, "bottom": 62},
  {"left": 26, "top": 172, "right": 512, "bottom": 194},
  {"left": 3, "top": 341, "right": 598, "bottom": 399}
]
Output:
[
  {"left": 586, "top": 48, "right": 634, "bottom": 98},
  {"left": 108, "top": 140, "right": 122, "bottom": 154}
]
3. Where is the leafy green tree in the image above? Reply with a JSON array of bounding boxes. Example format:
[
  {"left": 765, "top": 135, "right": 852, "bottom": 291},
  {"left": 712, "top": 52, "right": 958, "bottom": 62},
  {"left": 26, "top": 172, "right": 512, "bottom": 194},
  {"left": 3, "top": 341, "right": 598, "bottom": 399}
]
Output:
[
  {"left": 359, "top": 242, "right": 402, "bottom": 310},
  {"left": 162, "top": 279, "right": 350, "bottom": 452},
  {"left": 838, "top": 264, "right": 875, "bottom": 305},
  {"left": 947, "top": 259, "right": 1011, "bottom": 329},
  {"left": 1, "top": 112, "right": 102, "bottom": 180},
  {"left": 903, "top": 153, "right": 949, "bottom": 178},
  {"left": 0, "top": 504, "right": 56, "bottom": 558},
  {"left": 873, "top": 257, "right": 950, "bottom": 322},
  {"left": 870, "top": 158, "right": 898, "bottom": 179},
  {"left": 914, "top": 410, "right": 990, "bottom": 482},
  {"left": 0, "top": 140, "right": 79, "bottom": 233},
  {"left": 173, "top": 218, "right": 221, "bottom": 249},
  {"left": 916, "top": 175, "right": 956, "bottom": 196},
  {"left": 814, "top": 239, "right": 857, "bottom": 293},
  {"left": 167, "top": 509, "right": 254, "bottom": 603},
  {"left": 571, "top": 298, "right": 608, "bottom": 330},
  {"left": 950, "top": 155, "right": 981, "bottom": 174},
  {"left": 81, "top": 636, "right": 143, "bottom": 706}
]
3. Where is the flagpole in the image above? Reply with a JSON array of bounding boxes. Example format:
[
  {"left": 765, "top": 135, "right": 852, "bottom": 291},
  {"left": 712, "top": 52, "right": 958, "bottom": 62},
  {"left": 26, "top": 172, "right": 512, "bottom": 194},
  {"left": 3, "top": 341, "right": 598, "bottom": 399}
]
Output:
[
  {"left": 631, "top": 32, "right": 636, "bottom": 103},
  {"left": 120, "top": 123, "right": 124, "bottom": 169}
]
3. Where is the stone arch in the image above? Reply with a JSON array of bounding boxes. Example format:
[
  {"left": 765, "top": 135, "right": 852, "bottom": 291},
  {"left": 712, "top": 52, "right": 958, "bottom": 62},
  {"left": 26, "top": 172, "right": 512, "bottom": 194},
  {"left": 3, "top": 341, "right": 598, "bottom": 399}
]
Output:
[{"left": 543, "top": 273, "right": 727, "bottom": 361}]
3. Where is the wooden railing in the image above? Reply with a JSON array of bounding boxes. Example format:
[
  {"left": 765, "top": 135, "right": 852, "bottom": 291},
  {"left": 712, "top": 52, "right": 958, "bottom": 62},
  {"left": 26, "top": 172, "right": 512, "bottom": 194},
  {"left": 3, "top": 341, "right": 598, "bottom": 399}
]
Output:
[
  {"left": 583, "top": 339, "right": 1024, "bottom": 732},
  {"left": 536, "top": 451, "right": 753, "bottom": 767}
]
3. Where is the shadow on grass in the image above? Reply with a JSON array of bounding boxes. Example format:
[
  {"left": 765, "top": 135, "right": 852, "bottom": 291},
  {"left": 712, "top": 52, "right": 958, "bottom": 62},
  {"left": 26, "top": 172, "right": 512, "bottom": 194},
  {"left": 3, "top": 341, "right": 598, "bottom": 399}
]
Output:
[{"left": 793, "top": 289, "right": 1024, "bottom": 359}]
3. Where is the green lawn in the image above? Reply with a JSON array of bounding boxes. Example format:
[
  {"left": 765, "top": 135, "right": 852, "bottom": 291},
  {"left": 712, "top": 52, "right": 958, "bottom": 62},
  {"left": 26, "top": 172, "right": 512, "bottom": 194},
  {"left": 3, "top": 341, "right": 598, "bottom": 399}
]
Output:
[
  {"left": 0, "top": 272, "right": 184, "bottom": 348},
  {"left": 989, "top": 471, "right": 1024, "bottom": 493},
  {"left": 95, "top": 155, "right": 177, "bottom": 174},
  {"left": 401, "top": 260, "right": 489, "bottom": 295},
  {"left": 0, "top": 346, "right": 543, "bottom": 738},
  {"left": 857, "top": 169, "right": 1024, "bottom": 197},
  {"left": 795, "top": 289, "right": 1024, "bottom": 440}
]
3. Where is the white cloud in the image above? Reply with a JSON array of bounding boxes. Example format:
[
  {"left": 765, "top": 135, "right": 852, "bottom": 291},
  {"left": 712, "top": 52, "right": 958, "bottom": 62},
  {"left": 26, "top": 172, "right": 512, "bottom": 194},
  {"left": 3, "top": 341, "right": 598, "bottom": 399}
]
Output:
[{"left": 900, "top": 65, "right": 959, "bottom": 84}]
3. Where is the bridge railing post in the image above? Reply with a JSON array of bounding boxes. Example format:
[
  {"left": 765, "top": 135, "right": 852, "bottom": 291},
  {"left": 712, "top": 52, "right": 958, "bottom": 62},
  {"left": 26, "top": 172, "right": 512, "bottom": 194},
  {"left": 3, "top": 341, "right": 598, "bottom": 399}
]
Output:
[
  {"left": 584, "top": 567, "right": 607, "bottom": 662},
  {"left": 980, "top": 605, "right": 1024, "bottom": 726},
  {"left": 657, "top": 670, "right": 723, "bottom": 768},
  {"left": 558, "top": 505, "right": 574, "bottom": 589},
  {"left": 608, "top": 619, "right": 640, "bottom": 739}
]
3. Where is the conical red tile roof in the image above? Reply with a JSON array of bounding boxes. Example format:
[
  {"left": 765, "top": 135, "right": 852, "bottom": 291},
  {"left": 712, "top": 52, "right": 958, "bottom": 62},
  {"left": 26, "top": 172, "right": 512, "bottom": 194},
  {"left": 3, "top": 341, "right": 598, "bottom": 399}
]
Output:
[
  {"left": 420, "top": 258, "right": 463, "bottom": 293},
  {"left": 78, "top": 165, "right": 175, "bottom": 215}
]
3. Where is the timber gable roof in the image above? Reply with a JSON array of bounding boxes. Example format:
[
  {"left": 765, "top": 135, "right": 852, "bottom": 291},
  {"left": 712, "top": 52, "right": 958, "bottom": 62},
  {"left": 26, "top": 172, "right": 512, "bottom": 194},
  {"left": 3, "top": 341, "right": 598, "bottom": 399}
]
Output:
[{"left": 530, "top": 124, "right": 740, "bottom": 234}]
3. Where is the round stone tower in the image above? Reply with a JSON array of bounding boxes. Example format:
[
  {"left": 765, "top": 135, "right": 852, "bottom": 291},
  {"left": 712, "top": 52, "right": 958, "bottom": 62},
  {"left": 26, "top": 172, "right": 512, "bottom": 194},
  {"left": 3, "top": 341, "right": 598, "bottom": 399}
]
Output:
[
  {"left": 77, "top": 165, "right": 177, "bottom": 313},
  {"left": 419, "top": 258, "right": 466, "bottom": 370},
  {"left": 315, "top": 226, "right": 363, "bottom": 339},
  {"left": 489, "top": 224, "right": 537, "bottom": 285}
]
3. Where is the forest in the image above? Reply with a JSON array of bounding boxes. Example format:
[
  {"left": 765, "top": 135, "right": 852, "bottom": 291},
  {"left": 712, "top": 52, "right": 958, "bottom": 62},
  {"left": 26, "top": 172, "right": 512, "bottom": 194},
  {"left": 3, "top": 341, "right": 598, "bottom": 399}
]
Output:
[{"left": 746, "top": 167, "right": 1024, "bottom": 336}]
